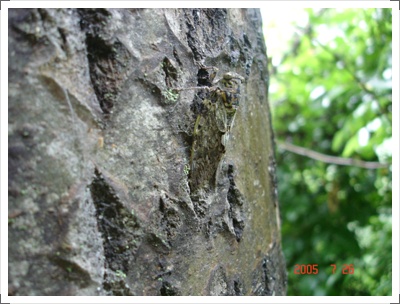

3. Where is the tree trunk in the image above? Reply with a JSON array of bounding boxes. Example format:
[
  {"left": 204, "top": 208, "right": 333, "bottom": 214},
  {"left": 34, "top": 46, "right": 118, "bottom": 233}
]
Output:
[{"left": 8, "top": 8, "right": 287, "bottom": 296}]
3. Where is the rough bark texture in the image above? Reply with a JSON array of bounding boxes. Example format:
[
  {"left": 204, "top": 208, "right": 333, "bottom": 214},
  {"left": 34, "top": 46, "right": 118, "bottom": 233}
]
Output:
[{"left": 8, "top": 8, "right": 287, "bottom": 296}]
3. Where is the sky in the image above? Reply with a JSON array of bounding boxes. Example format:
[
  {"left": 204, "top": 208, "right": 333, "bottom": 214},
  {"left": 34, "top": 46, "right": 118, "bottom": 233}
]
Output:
[{"left": 260, "top": 8, "right": 309, "bottom": 65}]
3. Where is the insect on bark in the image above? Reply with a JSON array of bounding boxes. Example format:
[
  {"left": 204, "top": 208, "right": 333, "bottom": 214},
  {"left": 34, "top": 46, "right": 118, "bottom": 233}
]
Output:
[{"left": 177, "top": 69, "right": 245, "bottom": 194}]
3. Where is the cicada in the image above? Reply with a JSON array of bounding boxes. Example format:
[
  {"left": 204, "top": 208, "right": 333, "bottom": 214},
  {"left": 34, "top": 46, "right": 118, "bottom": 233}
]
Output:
[{"left": 189, "top": 70, "right": 244, "bottom": 193}]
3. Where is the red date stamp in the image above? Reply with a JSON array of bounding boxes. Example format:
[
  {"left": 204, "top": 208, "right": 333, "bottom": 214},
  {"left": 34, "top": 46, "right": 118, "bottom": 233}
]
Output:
[{"left": 294, "top": 264, "right": 354, "bottom": 275}]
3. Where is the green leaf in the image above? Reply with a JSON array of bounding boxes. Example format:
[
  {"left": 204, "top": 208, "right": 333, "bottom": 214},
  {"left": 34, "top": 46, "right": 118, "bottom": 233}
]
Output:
[{"left": 342, "top": 134, "right": 360, "bottom": 157}]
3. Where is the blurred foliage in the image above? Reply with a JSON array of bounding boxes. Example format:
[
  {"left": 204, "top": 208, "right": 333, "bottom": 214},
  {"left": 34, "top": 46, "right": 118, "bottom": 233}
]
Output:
[{"left": 268, "top": 8, "right": 392, "bottom": 296}]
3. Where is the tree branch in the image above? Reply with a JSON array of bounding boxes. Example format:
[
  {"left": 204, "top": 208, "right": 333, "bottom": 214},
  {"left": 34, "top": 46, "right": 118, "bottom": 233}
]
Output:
[{"left": 277, "top": 141, "right": 389, "bottom": 169}]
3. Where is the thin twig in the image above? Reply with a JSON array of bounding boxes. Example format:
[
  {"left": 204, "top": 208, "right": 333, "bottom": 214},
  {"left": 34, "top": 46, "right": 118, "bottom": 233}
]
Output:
[{"left": 277, "top": 141, "right": 389, "bottom": 169}]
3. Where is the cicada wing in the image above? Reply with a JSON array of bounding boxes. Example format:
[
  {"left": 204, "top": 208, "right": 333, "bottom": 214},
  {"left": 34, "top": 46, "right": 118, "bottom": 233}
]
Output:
[{"left": 215, "top": 104, "right": 227, "bottom": 133}]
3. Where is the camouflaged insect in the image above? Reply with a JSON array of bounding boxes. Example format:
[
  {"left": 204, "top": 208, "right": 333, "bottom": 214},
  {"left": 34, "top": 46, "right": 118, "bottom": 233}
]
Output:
[{"left": 189, "top": 71, "right": 244, "bottom": 193}]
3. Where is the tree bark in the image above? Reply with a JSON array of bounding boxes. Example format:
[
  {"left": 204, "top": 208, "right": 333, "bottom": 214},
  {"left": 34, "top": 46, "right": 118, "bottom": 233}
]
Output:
[{"left": 8, "top": 8, "right": 287, "bottom": 296}]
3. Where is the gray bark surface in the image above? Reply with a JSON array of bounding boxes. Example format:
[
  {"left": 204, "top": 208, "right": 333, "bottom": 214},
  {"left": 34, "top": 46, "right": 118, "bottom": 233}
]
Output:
[{"left": 8, "top": 8, "right": 287, "bottom": 296}]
